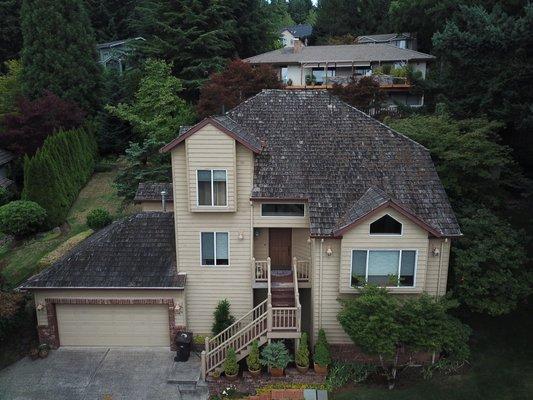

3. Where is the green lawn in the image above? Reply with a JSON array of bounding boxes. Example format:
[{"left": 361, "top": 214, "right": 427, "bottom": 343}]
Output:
[
  {"left": 333, "top": 303, "right": 533, "bottom": 400},
  {"left": 0, "top": 168, "right": 138, "bottom": 289}
]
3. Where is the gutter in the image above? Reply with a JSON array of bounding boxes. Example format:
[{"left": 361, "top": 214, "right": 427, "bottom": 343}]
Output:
[{"left": 18, "top": 286, "right": 186, "bottom": 291}]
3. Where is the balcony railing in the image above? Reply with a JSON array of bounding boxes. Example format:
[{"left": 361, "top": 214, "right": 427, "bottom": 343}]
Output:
[{"left": 252, "top": 257, "right": 310, "bottom": 283}]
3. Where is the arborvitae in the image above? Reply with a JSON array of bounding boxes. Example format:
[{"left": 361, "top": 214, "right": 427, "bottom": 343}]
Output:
[{"left": 20, "top": 0, "right": 102, "bottom": 113}]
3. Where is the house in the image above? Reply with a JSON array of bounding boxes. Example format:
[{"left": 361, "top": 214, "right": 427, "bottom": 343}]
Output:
[
  {"left": 0, "top": 148, "right": 15, "bottom": 188},
  {"left": 280, "top": 24, "right": 313, "bottom": 47},
  {"left": 357, "top": 33, "right": 417, "bottom": 50},
  {"left": 245, "top": 42, "right": 434, "bottom": 107},
  {"left": 96, "top": 37, "right": 145, "bottom": 73},
  {"left": 21, "top": 90, "right": 460, "bottom": 377}
]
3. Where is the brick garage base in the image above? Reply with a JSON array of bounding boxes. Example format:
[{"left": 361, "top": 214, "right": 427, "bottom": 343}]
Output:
[
  {"left": 331, "top": 343, "right": 433, "bottom": 364},
  {"left": 37, "top": 298, "right": 184, "bottom": 349}
]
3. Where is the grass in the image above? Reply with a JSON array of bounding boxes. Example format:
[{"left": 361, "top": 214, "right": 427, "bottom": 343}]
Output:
[
  {"left": 0, "top": 167, "right": 138, "bottom": 289},
  {"left": 333, "top": 302, "right": 533, "bottom": 400}
]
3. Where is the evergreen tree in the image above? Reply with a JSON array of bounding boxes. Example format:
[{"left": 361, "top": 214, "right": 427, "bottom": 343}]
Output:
[
  {"left": 270, "top": 0, "right": 296, "bottom": 32},
  {"left": 212, "top": 299, "right": 236, "bottom": 336},
  {"left": 0, "top": 0, "right": 22, "bottom": 66},
  {"left": 85, "top": 0, "right": 136, "bottom": 42},
  {"left": 20, "top": 0, "right": 102, "bottom": 112},
  {"left": 288, "top": 0, "right": 313, "bottom": 24},
  {"left": 129, "top": 0, "right": 235, "bottom": 96}
]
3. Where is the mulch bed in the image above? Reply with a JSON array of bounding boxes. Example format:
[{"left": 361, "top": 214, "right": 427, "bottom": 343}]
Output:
[{"left": 207, "top": 367, "right": 326, "bottom": 396}]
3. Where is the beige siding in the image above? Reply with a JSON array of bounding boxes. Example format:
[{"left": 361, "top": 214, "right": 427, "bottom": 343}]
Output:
[
  {"left": 292, "top": 228, "right": 311, "bottom": 261},
  {"left": 311, "top": 238, "right": 351, "bottom": 344},
  {"left": 253, "top": 228, "right": 269, "bottom": 260},
  {"left": 173, "top": 138, "right": 254, "bottom": 336},
  {"left": 339, "top": 208, "right": 429, "bottom": 294},
  {"left": 425, "top": 238, "right": 451, "bottom": 296},
  {"left": 33, "top": 289, "right": 185, "bottom": 327},
  {"left": 186, "top": 125, "right": 237, "bottom": 212},
  {"left": 252, "top": 202, "right": 309, "bottom": 228}
]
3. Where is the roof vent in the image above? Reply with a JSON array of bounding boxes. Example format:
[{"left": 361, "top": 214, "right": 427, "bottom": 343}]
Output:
[{"left": 161, "top": 190, "right": 167, "bottom": 212}]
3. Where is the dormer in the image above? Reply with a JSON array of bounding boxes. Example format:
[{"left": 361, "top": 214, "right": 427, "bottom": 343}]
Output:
[{"left": 161, "top": 117, "right": 261, "bottom": 213}]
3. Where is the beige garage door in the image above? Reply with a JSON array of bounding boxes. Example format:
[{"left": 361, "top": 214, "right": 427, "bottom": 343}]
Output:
[{"left": 56, "top": 304, "right": 170, "bottom": 347}]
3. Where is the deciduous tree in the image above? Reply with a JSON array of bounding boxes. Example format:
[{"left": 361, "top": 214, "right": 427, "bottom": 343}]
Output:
[{"left": 331, "top": 76, "right": 386, "bottom": 111}]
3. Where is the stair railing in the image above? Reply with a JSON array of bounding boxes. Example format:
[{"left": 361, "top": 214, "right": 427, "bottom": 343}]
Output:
[{"left": 293, "top": 257, "right": 302, "bottom": 332}]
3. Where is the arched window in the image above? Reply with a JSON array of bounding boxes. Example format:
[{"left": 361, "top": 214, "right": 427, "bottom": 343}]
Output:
[{"left": 369, "top": 214, "right": 402, "bottom": 235}]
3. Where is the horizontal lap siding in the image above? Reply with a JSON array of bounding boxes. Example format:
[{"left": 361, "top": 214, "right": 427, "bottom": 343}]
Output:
[
  {"left": 253, "top": 228, "right": 269, "bottom": 260},
  {"left": 425, "top": 238, "right": 451, "bottom": 296},
  {"left": 173, "top": 133, "right": 254, "bottom": 335},
  {"left": 292, "top": 228, "right": 311, "bottom": 261},
  {"left": 338, "top": 208, "right": 429, "bottom": 294},
  {"left": 33, "top": 289, "right": 185, "bottom": 326}
]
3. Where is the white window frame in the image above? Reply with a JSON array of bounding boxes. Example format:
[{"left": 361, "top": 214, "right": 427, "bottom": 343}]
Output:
[
  {"left": 196, "top": 169, "right": 228, "bottom": 207},
  {"left": 350, "top": 249, "right": 417, "bottom": 288},
  {"left": 368, "top": 213, "right": 403, "bottom": 236},
  {"left": 200, "top": 231, "right": 230, "bottom": 267},
  {"left": 260, "top": 203, "right": 306, "bottom": 218}
]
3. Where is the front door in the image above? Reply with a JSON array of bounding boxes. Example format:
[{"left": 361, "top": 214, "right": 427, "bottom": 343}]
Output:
[{"left": 269, "top": 228, "right": 292, "bottom": 269}]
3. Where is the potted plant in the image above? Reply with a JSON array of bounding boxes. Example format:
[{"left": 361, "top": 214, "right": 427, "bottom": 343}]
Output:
[
  {"left": 223, "top": 348, "right": 239, "bottom": 381},
  {"left": 38, "top": 343, "right": 50, "bottom": 359},
  {"left": 295, "top": 332, "right": 310, "bottom": 374},
  {"left": 314, "top": 329, "right": 331, "bottom": 375},
  {"left": 260, "top": 341, "right": 292, "bottom": 377},
  {"left": 246, "top": 340, "right": 261, "bottom": 378}
]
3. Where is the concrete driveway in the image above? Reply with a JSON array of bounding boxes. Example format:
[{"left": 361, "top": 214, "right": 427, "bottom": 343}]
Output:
[{"left": 0, "top": 348, "right": 207, "bottom": 400}]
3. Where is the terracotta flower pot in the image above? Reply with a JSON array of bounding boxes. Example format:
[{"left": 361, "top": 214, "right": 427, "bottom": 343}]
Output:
[
  {"left": 296, "top": 364, "right": 309, "bottom": 374},
  {"left": 314, "top": 363, "right": 328, "bottom": 375},
  {"left": 270, "top": 367, "right": 284, "bottom": 377},
  {"left": 225, "top": 371, "right": 238, "bottom": 381},
  {"left": 249, "top": 368, "right": 261, "bottom": 378}
]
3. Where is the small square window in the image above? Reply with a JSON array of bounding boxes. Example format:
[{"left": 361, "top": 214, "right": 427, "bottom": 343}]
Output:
[{"left": 201, "top": 232, "right": 229, "bottom": 266}]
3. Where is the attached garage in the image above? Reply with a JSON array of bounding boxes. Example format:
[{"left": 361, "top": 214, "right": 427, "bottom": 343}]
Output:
[{"left": 56, "top": 304, "right": 170, "bottom": 347}]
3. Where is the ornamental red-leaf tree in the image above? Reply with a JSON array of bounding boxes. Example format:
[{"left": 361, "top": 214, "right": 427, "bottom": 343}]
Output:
[
  {"left": 197, "top": 59, "right": 283, "bottom": 118},
  {"left": 330, "top": 76, "right": 387, "bottom": 111},
  {"left": 0, "top": 91, "right": 85, "bottom": 155}
]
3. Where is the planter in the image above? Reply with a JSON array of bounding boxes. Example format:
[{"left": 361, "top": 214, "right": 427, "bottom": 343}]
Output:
[
  {"left": 314, "top": 363, "right": 328, "bottom": 375},
  {"left": 248, "top": 368, "right": 261, "bottom": 378},
  {"left": 296, "top": 364, "right": 309, "bottom": 374},
  {"left": 39, "top": 349, "right": 49, "bottom": 359},
  {"left": 269, "top": 367, "right": 284, "bottom": 377},
  {"left": 225, "top": 372, "right": 238, "bottom": 381}
]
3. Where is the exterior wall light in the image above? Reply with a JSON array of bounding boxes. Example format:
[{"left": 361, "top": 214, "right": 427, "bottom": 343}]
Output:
[
  {"left": 432, "top": 247, "right": 440, "bottom": 257},
  {"left": 238, "top": 232, "right": 244, "bottom": 240},
  {"left": 36, "top": 303, "right": 45, "bottom": 311},
  {"left": 174, "top": 303, "right": 183, "bottom": 314},
  {"left": 326, "top": 247, "right": 333, "bottom": 256}
]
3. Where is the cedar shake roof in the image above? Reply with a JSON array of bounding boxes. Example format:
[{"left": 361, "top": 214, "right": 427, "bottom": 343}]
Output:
[
  {"left": 20, "top": 213, "right": 184, "bottom": 289},
  {"left": 222, "top": 90, "right": 460, "bottom": 237},
  {"left": 134, "top": 182, "right": 173, "bottom": 203},
  {"left": 245, "top": 43, "right": 434, "bottom": 65},
  {"left": 0, "top": 148, "right": 14, "bottom": 165}
]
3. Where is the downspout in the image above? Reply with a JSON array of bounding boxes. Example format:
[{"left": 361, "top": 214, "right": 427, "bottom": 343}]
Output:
[
  {"left": 319, "top": 238, "right": 324, "bottom": 329},
  {"left": 435, "top": 238, "right": 446, "bottom": 298}
]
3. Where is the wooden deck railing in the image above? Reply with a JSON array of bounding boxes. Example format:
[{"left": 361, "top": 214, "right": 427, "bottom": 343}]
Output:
[
  {"left": 294, "top": 258, "right": 310, "bottom": 281},
  {"left": 253, "top": 257, "right": 310, "bottom": 283},
  {"left": 252, "top": 257, "right": 269, "bottom": 281}
]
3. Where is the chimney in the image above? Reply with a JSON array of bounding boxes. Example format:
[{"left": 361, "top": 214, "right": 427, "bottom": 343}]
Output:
[
  {"left": 161, "top": 190, "right": 167, "bottom": 212},
  {"left": 293, "top": 38, "right": 303, "bottom": 54}
]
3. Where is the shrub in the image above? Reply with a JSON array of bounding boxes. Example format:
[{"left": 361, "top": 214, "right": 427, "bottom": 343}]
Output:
[
  {"left": 0, "top": 200, "right": 46, "bottom": 237},
  {"left": 22, "top": 127, "right": 97, "bottom": 227},
  {"left": 223, "top": 348, "right": 239, "bottom": 376},
  {"left": 247, "top": 340, "right": 261, "bottom": 371},
  {"left": 260, "top": 341, "right": 292, "bottom": 370},
  {"left": 295, "top": 332, "right": 310, "bottom": 368},
  {"left": 0, "top": 187, "right": 13, "bottom": 207},
  {"left": 86, "top": 208, "right": 112, "bottom": 230},
  {"left": 314, "top": 341, "right": 331, "bottom": 367},
  {"left": 325, "top": 361, "right": 376, "bottom": 391},
  {"left": 212, "top": 299, "right": 236, "bottom": 336}
]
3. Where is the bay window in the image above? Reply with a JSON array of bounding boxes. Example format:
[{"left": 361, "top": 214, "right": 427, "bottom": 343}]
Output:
[
  {"left": 201, "top": 232, "right": 229, "bottom": 266},
  {"left": 351, "top": 249, "right": 416, "bottom": 287}
]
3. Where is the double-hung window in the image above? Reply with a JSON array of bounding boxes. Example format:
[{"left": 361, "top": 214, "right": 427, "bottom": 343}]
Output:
[
  {"left": 201, "top": 232, "right": 229, "bottom": 266},
  {"left": 351, "top": 249, "right": 416, "bottom": 288},
  {"left": 197, "top": 169, "right": 227, "bottom": 206}
]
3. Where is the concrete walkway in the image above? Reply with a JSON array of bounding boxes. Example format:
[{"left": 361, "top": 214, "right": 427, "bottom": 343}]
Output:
[{"left": 0, "top": 348, "right": 207, "bottom": 400}]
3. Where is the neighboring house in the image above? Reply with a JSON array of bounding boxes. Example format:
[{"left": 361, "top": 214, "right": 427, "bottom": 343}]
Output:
[
  {"left": 134, "top": 182, "right": 173, "bottom": 212},
  {"left": 96, "top": 37, "right": 145, "bottom": 73},
  {"left": 0, "top": 148, "right": 15, "bottom": 188},
  {"left": 246, "top": 42, "right": 434, "bottom": 107},
  {"left": 21, "top": 90, "right": 460, "bottom": 377},
  {"left": 357, "top": 33, "right": 417, "bottom": 50},
  {"left": 280, "top": 24, "right": 313, "bottom": 47}
]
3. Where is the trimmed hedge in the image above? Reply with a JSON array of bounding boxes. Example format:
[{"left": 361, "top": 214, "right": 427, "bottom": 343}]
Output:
[
  {"left": 22, "top": 127, "right": 97, "bottom": 227},
  {"left": 0, "top": 200, "right": 47, "bottom": 237}
]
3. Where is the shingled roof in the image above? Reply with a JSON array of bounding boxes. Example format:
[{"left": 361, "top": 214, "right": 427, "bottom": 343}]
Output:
[
  {"left": 222, "top": 90, "right": 460, "bottom": 237},
  {"left": 134, "top": 182, "right": 173, "bottom": 203},
  {"left": 245, "top": 43, "right": 434, "bottom": 65},
  {"left": 281, "top": 24, "right": 313, "bottom": 38},
  {"left": 0, "top": 148, "right": 14, "bottom": 165},
  {"left": 20, "top": 212, "right": 184, "bottom": 289}
]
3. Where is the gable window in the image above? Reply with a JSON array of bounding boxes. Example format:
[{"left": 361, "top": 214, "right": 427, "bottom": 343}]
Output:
[
  {"left": 201, "top": 232, "right": 229, "bottom": 266},
  {"left": 197, "top": 169, "right": 227, "bottom": 206},
  {"left": 351, "top": 249, "right": 416, "bottom": 287},
  {"left": 369, "top": 214, "right": 402, "bottom": 235},
  {"left": 261, "top": 203, "right": 305, "bottom": 217}
]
